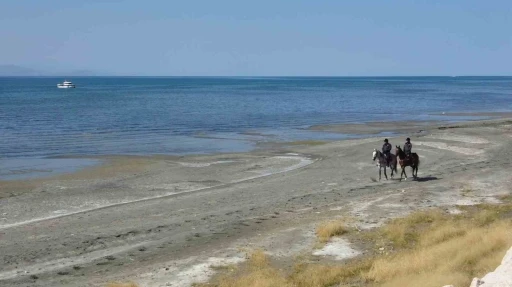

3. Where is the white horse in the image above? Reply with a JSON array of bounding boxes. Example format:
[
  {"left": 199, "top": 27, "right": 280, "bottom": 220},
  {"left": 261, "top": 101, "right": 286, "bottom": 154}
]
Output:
[{"left": 372, "top": 149, "right": 397, "bottom": 181}]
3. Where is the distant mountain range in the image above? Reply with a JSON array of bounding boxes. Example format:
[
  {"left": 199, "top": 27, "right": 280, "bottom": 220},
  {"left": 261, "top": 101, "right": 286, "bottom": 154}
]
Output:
[
  {"left": 0, "top": 65, "right": 42, "bottom": 76},
  {"left": 0, "top": 65, "right": 104, "bottom": 76}
]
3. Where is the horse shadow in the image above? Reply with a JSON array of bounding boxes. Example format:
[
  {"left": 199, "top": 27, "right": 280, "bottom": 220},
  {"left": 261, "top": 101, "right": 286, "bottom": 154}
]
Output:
[
  {"left": 372, "top": 176, "right": 439, "bottom": 182},
  {"left": 414, "top": 176, "right": 439, "bottom": 182}
]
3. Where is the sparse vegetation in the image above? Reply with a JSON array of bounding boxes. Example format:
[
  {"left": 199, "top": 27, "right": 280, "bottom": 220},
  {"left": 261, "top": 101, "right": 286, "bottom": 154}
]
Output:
[
  {"left": 379, "top": 209, "right": 448, "bottom": 248},
  {"left": 290, "top": 259, "right": 372, "bottom": 287},
  {"left": 195, "top": 250, "right": 293, "bottom": 287},
  {"left": 316, "top": 220, "right": 349, "bottom": 243},
  {"left": 199, "top": 196, "right": 512, "bottom": 287},
  {"left": 367, "top": 220, "right": 511, "bottom": 286}
]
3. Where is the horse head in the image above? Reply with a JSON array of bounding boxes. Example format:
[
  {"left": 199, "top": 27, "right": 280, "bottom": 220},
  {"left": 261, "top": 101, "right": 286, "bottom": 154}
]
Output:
[
  {"left": 372, "top": 149, "right": 378, "bottom": 161},
  {"left": 395, "top": 145, "right": 407, "bottom": 159}
]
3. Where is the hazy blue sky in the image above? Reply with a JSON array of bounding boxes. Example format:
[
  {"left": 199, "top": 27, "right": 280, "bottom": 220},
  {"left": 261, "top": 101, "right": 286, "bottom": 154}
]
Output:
[{"left": 1, "top": 0, "right": 511, "bottom": 76}]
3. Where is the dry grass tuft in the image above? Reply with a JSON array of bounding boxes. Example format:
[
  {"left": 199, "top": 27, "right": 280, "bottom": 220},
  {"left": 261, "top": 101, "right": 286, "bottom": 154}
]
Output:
[
  {"left": 419, "top": 222, "right": 467, "bottom": 247},
  {"left": 216, "top": 269, "right": 291, "bottom": 287},
  {"left": 290, "top": 259, "right": 372, "bottom": 287},
  {"left": 377, "top": 273, "right": 469, "bottom": 287},
  {"left": 212, "top": 250, "right": 293, "bottom": 287},
  {"left": 316, "top": 220, "right": 349, "bottom": 243},
  {"left": 247, "top": 250, "right": 270, "bottom": 270},
  {"left": 379, "top": 209, "right": 447, "bottom": 248},
  {"left": 474, "top": 209, "right": 501, "bottom": 226}
]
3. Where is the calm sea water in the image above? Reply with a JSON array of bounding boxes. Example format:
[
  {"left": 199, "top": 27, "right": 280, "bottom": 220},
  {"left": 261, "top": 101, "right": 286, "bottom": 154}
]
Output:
[{"left": 1, "top": 76, "right": 511, "bottom": 178}]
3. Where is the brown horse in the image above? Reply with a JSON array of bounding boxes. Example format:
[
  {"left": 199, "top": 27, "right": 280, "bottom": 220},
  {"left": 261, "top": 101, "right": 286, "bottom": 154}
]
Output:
[{"left": 395, "top": 145, "right": 420, "bottom": 180}]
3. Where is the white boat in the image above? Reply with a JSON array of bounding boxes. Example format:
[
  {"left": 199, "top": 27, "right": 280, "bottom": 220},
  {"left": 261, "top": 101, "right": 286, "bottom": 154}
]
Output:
[{"left": 57, "top": 80, "right": 75, "bottom": 88}]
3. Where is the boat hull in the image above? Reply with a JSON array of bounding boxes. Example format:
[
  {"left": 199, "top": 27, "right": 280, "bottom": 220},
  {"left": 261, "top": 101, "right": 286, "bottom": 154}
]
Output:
[{"left": 57, "top": 85, "right": 75, "bottom": 88}]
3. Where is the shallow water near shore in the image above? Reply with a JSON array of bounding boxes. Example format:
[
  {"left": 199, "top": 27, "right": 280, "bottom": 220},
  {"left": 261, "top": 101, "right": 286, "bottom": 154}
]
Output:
[
  {"left": 1, "top": 76, "right": 511, "bottom": 179},
  {"left": 0, "top": 158, "right": 101, "bottom": 180}
]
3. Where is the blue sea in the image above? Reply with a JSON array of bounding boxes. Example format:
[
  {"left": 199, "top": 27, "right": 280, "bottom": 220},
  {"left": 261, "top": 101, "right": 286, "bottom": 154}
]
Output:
[{"left": 1, "top": 77, "right": 511, "bottom": 179}]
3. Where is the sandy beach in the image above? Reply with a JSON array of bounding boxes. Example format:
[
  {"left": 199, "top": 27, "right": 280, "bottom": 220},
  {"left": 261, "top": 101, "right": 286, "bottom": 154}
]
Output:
[{"left": 1, "top": 118, "right": 512, "bottom": 287}]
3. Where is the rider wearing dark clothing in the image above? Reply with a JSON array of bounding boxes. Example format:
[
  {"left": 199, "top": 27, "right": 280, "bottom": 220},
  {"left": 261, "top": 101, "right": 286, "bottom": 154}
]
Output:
[
  {"left": 404, "top": 138, "right": 412, "bottom": 157},
  {"left": 382, "top": 139, "right": 392, "bottom": 166}
]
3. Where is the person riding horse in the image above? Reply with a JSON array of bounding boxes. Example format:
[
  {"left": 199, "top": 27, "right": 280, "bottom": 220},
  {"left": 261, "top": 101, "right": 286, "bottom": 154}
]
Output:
[
  {"left": 404, "top": 138, "right": 412, "bottom": 158},
  {"left": 382, "top": 139, "right": 392, "bottom": 166}
]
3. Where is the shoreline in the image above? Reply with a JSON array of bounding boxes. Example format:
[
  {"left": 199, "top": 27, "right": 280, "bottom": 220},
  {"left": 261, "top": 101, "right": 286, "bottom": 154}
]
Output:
[
  {"left": 1, "top": 117, "right": 512, "bottom": 286},
  {"left": 1, "top": 111, "right": 509, "bottom": 182}
]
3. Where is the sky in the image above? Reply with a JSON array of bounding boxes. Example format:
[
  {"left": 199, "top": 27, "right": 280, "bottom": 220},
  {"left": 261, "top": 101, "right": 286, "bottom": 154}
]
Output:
[{"left": 1, "top": 0, "right": 511, "bottom": 76}]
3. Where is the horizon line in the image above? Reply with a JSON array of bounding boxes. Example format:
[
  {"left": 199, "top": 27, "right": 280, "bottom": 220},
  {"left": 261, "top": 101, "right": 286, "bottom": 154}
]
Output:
[{"left": 2, "top": 75, "right": 512, "bottom": 78}]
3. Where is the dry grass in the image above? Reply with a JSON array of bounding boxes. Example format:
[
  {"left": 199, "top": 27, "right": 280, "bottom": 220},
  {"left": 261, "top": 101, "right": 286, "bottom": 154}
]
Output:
[
  {"left": 290, "top": 259, "right": 372, "bottom": 287},
  {"left": 199, "top": 198, "right": 512, "bottom": 287},
  {"left": 367, "top": 221, "right": 511, "bottom": 287},
  {"left": 418, "top": 222, "right": 467, "bottom": 247},
  {"left": 198, "top": 250, "right": 293, "bottom": 287},
  {"left": 316, "top": 220, "right": 349, "bottom": 243},
  {"left": 367, "top": 204, "right": 512, "bottom": 287},
  {"left": 378, "top": 209, "right": 448, "bottom": 248},
  {"left": 247, "top": 250, "right": 270, "bottom": 270}
]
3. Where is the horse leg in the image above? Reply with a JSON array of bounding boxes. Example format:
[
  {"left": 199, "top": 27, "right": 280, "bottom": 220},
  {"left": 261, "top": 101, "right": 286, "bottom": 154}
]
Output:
[
  {"left": 384, "top": 166, "right": 388, "bottom": 180},
  {"left": 378, "top": 166, "right": 381, "bottom": 181},
  {"left": 403, "top": 167, "right": 408, "bottom": 180}
]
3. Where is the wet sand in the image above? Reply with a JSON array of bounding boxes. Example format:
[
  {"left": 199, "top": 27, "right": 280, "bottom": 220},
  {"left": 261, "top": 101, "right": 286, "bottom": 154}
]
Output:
[
  {"left": 433, "top": 111, "right": 512, "bottom": 118},
  {"left": 309, "top": 120, "right": 437, "bottom": 135},
  {"left": 1, "top": 118, "right": 512, "bottom": 286}
]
